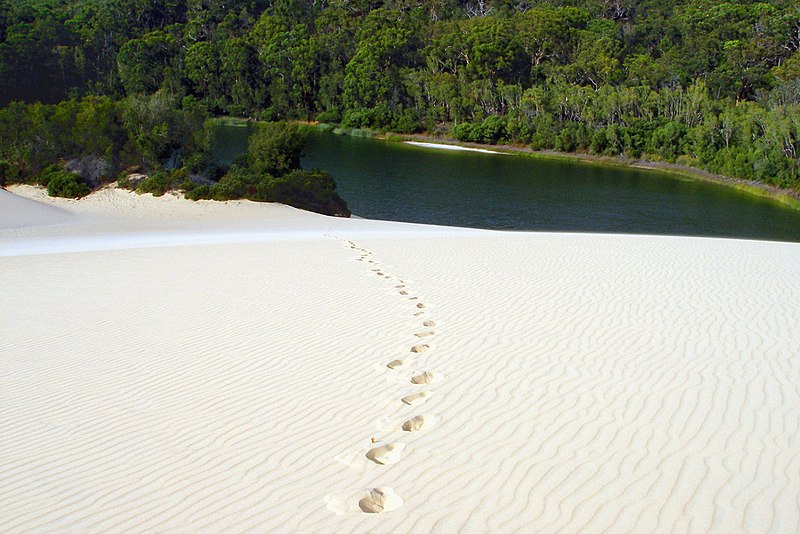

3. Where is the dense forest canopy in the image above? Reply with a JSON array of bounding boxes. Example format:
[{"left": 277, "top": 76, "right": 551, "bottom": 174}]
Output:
[{"left": 0, "top": 0, "right": 799, "bottom": 194}]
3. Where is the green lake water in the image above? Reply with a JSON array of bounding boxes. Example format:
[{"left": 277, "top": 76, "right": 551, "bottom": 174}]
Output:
[{"left": 213, "top": 125, "right": 800, "bottom": 242}]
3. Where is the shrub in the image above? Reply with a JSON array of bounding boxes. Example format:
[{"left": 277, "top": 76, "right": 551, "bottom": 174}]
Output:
[
  {"left": 475, "top": 116, "right": 507, "bottom": 144},
  {"left": 393, "top": 109, "right": 422, "bottom": 133},
  {"left": 315, "top": 110, "right": 341, "bottom": 124},
  {"left": 45, "top": 170, "right": 91, "bottom": 198},
  {"left": 136, "top": 168, "right": 189, "bottom": 196},
  {"left": 0, "top": 160, "right": 20, "bottom": 186},
  {"left": 247, "top": 121, "right": 306, "bottom": 177},
  {"left": 185, "top": 184, "right": 210, "bottom": 200},
  {"left": 452, "top": 122, "right": 474, "bottom": 142},
  {"left": 266, "top": 170, "right": 350, "bottom": 216}
]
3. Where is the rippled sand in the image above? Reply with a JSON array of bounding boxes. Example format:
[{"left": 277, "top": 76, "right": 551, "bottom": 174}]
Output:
[{"left": 2, "top": 185, "right": 799, "bottom": 532}]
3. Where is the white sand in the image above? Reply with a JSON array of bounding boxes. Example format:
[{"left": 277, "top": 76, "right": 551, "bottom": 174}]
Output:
[
  {"left": 2, "top": 185, "right": 800, "bottom": 532},
  {"left": 405, "top": 141, "right": 506, "bottom": 154}
]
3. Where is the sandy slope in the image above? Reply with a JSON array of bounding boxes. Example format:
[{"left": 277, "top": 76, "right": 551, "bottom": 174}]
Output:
[{"left": 1, "top": 186, "right": 799, "bottom": 533}]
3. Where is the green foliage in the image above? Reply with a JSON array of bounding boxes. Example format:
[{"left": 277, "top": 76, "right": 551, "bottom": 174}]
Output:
[
  {"left": 186, "top": 164, "right": 349, "bottom": 216},
  {"left": 247, "top": 121, "right": 306, "bottom": 176},
  {"left": 117, "top": 30, "right": 180, "bottom": 95},
  {"left": 0, "top": 0, "right": 799, "bottom": 194},
  {"left": 0, "top": 159, "right": 19, "bottom": 186},
  {"left": 453, "top": 116, "right": 508, "bottom": 144},
  {"left": 43, "top": 168, "right": 90, "bottom": 198},
  {"left": 136, "top": 168, "right": 189, "bottom": 197},
  {"left": 267, "top": 169, "right": 350, "bottom": 216},
  {"left": 122, "top": 90, "right": 210, "bottom": 168}
]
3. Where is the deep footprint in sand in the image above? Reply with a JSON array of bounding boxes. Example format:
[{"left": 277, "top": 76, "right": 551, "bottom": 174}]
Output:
[
  {"left": 399, "top": 290, "right": 408, "bottom": 295},
  {"left": 410, "top": 344, "right": 429, "bottom": 354},
  {"left": 411, "top": 371, "right": 440, "bottom": 384},
  {"left": 366, "top": 442, "right": 405, "bottom": 465},
  {"left": 423, "top": 320, "right": 436, "bottom": 327},
  {"left": 416, "top": 303, "right": 426, "bottom": 309},
  {"left": 387, "top": 358, "right": 410, "bottom": 370},
  {"left": 359, "top": 487, "right": 403, "bottom": 513},
  {"left": 401, "top": 391, "right": 433, "bottom": 406},
  {"left": 402, "top": 414, "right": 435, "bottom": 432},
  {"left": 415, "top": 331, "right": 435, "bottom": 338}
]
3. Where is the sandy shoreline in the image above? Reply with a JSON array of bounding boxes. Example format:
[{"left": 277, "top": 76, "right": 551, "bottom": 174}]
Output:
[
  {"left": 2, "top": 186, "right": 799, "bottom": 532},
  {"left": 404, "top": 141, "right": 506, "bottom": 155}
]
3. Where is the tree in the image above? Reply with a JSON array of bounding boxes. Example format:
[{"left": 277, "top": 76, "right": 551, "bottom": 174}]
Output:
[
  {"left": 122, "top": 90, "right": 208, "bottom": 168},
  {"left": 116, "top": 29, "right": 180, "bottom": 94},
  {"left": 247, "top": 121, "right": 306, "bottom": 176}
]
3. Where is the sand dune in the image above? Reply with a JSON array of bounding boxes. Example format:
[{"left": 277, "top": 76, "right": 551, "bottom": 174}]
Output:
[
  {"left": 1, "top": 186, "right": 799, "bottom": 532},
  {"left": 0, "top": 188, "right": 75, "bottom": 229}
]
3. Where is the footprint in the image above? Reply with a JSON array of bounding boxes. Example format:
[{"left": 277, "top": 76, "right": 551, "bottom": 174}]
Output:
[
  {"left": 359, "top": 487, "right": 403, "bottom": 514},
  {"left": 415, "top": 331, "right": 435, "bottom": 338},
  {"left": 411, "top": 371, "right": 440, "bottom": 384},
  {"left": 402, "top": 415, "right": 434, "bottom": 432},
  {"left": 423, "top": 320, "right": 436, "bottom": 327},
  {"left": 387, "top": 358, "right": 410, "bottom": 370},
  {"left": 414, "top": 312, "right": 425, "bottom": 317},
  {"left": 399, "top": 291, "right": 408, "bottom": 295},
  {"left": 366, "top": 442, "right": 405, "bottom": 465},
  {"left": 416, "top": 303, "right": 426, "bottom": 309},
  {"left": 401, "top": 391, "right": 433, "bottom": 406},
  {"left": 410, "top": 344, "right": 429, "bottom": 354},
  {"left": 396, "top": 284, "right": 405, "bottom": 289}
]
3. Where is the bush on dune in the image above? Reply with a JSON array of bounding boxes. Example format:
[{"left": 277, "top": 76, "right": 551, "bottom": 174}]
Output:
[
  {"left": 135, "top": 168, "right": 190, "bottom": 197},
  {"left": 187, "top": 165, "right": 350, "bottom": 216},
  {"left": 41, "top": 166, "right": 91, "bottom": 198},
  {"left": 185, "top": 121, "right": 350, "bottom": 216}
]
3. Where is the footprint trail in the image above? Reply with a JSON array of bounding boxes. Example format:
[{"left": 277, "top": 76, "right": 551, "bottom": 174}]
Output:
[{"left": 330, "top": 236, "right": 446, "bottom": 515}]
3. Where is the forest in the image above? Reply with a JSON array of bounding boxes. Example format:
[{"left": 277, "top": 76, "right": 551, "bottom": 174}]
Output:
[{"left": 0, "top": 0, "right": 799, "bottom": 202}]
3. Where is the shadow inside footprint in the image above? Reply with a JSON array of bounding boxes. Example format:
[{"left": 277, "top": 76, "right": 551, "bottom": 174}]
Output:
[
  {"left": 402, "top": 414, "right": 434, "bottom": 432},
  {"left": 366, "top": 442, "right": 405, "bottom": 465},
  {"left": 359, "top": 487, "right": 403, "bottom": 513},
  {"left": 411, "top": 371, "right": 439, "bottom": 384},
  {"left": 387, "top": 358, "right": 409, "bottom": 370},
  {"left": 402, "top": 391, "right": 433, "bottom": 406}
]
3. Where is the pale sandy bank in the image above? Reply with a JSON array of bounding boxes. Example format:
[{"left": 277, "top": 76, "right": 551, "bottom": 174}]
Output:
[
  {"left": 1, "top": 186, "right": 799, "bottom": 533},
  {"left": 405, "top": 141, "right": 506, "bottom": 155}
]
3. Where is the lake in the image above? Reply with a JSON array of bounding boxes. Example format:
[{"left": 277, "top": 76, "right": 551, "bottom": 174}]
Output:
[{"left": 213, "top": 125, "right": 800, "bottom": 242}]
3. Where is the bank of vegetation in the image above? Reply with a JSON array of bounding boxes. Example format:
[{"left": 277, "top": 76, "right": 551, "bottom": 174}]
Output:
[{"left": 0, "top": 0, "right": 798, "bottom": 202}]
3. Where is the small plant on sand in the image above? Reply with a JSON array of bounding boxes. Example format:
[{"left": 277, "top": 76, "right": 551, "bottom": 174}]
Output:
[{"left": 42, "top": 167, "right": 90, "bottom": 198}]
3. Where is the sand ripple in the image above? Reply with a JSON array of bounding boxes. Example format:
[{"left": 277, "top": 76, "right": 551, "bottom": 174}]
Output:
[{"left": 2, "top": 211, "right": 799, "bottom": 532}]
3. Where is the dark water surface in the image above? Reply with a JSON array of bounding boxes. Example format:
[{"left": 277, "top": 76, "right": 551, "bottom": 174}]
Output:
[{"left": 214, "top": 125, "right": 800, "bottom": 242}]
